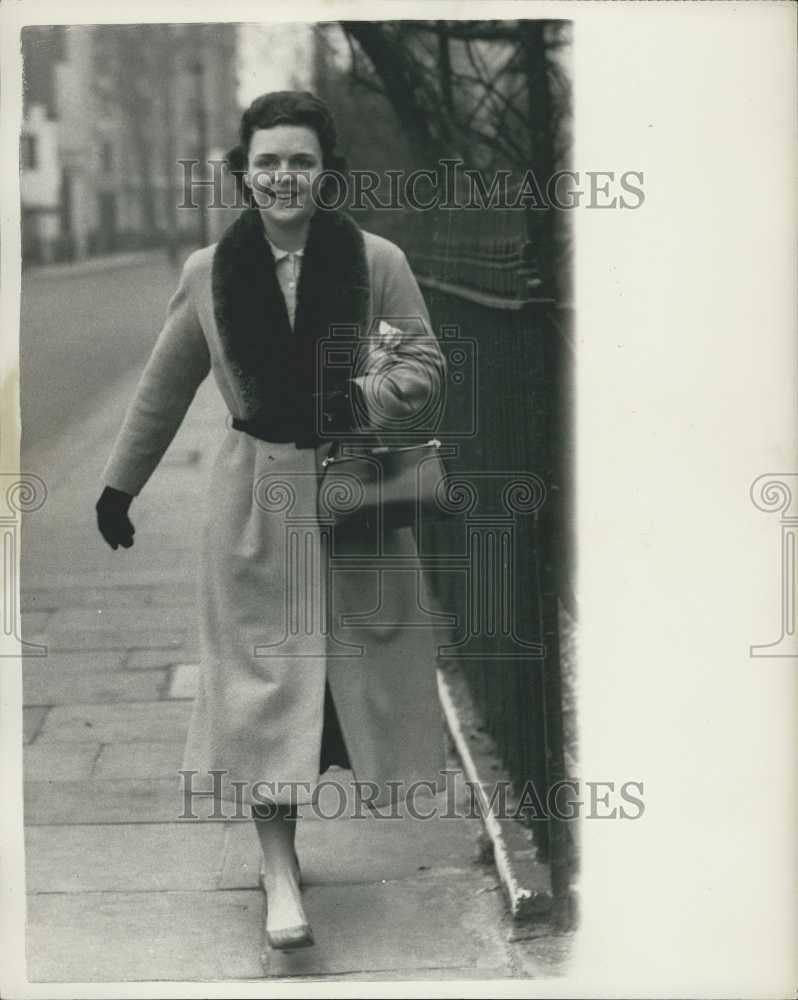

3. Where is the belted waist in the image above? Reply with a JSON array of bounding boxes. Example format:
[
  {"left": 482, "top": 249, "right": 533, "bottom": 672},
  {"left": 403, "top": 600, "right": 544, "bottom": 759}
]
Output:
[
  {"left": 230, "top": 416, "right": 321, "bottom": 449},
  {"left": 230, "top": 385, "right": 363, "bottom": 449}
]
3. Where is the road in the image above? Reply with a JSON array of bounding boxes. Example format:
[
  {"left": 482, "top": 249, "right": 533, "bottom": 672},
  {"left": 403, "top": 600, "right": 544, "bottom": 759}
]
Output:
[{"left": 20, "top": 253, "right": 183, "bottom": 461}]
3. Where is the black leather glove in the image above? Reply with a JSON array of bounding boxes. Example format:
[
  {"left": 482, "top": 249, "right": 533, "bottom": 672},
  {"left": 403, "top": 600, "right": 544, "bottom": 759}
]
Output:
[{"left": 96, "top": 486, "right": 135, "bottom": 550}]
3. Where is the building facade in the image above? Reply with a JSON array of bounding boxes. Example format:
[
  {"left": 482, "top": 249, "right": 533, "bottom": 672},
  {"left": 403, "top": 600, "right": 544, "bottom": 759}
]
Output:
[{"left": 21, "top": 24, "right": 240, "bottom": 265}]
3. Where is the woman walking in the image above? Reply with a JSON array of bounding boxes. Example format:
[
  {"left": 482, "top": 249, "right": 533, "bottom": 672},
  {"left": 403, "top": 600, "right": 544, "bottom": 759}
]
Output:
[{"left": 95, "top": 91, "right": 448, "bottom": 955}]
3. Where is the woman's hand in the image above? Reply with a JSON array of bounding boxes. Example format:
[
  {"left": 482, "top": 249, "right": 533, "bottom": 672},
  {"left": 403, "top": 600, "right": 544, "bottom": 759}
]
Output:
[
  {"left": 353, "top": 321, "right": 441, "bottom": 428},
  {"left": 96, "top": 486, "right": 135, "bottom": 550}
]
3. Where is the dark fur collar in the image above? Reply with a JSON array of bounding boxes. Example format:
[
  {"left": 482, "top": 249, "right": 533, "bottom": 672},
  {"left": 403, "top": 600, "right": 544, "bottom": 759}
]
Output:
[{"left": 211, "top": 206, "right": 370, "bottom": 440}]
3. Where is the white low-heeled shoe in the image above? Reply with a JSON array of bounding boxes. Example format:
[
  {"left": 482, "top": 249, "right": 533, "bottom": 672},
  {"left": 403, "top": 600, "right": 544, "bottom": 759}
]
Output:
[{"left": 264, "top": 916, "right": 314, "bottom": 952}]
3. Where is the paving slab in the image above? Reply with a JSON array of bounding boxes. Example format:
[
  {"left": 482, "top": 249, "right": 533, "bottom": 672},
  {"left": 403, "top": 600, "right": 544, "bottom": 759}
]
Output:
[
  {"left": 22, "top": 587, "right": 154, "bottom": 612},
  {"left": 24, "top": 774, "right": 473, "bottom": 827},
  {"left": 506, "top": 929, "right": 574, "bottom": 978},
  {"left": 177, "top": 635, "right": 201, "bottom": 660},
  {"left": 124, "top": 648, "right": 186, "bottom": 670},
  {"left": 24, "top": 741, "right": 100, "bottom": 781},
  {"left": 21, "top": 611, "right": 52, "bottom": 634},
  {"left": 24, "top": 778, "right": 227, "bottom": 825},
  {"left": 42, "top": 626, "right": 189, "bottom": 653},
  {"left": 22, "top": 584, "right": 199, "bottom": 612},
  {"left": 47, "top": 606, "right": 195, "bottom": 634},
  {"left": 135, "top": 584, "right": 199, "bottom": 608},
  {"left": 25, "top": 823, "right": 227, "bottom": 893},
  {"left": 22, "top": 665, "right": 167, "bottom": 706},
  {"left": 221, "top": 813, "right": 484, "bottom": 889},
  {"left": 19, "top": 649, "right": 128, "bottom": 673},
  {"left": 93, "top": 741, "right": 184, "bottom": 779},
  {"left": 23, "top": 706, "right": 48, "bottom": 744},
  {"left": 37, "top": 701, "right": 191, "bottom": 743},
  {"left": 21, "top": 589, "right": 72, "bottom": 613},
  {"left": 166, "top": 663, "right": 199, "bottom": 699},
  {"left": 261, "top": 874, "right": 512, "bottom": 978},
  {"left": 26, "top": 889, "right": 264, "bottom": 982},
  {"left": 22, "top": 568, "right": 195, "bottom": 592},
  {"left": 26, "top": 877, "right": 513, "bottom": 983}
]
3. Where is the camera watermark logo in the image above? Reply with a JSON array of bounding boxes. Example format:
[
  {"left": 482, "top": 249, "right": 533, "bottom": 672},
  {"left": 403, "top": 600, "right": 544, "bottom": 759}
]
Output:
[
  {"left": 248, "top": 313, "right": 549, "bottom": 661},
  {"left": 750, "top": 473, "right": 798, "bottom": 658}
]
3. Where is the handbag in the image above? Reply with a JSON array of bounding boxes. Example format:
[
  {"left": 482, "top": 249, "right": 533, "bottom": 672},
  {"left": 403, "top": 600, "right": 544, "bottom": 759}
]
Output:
[{"left": 317, "top": 437, "right": 451, "bottom": 529}]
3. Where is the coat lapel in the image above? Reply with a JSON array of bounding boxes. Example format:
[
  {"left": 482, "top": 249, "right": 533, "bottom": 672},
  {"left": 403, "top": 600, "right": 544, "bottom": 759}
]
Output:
[{"left": 211, "top": 206, "right": 371, "bottom": 439}]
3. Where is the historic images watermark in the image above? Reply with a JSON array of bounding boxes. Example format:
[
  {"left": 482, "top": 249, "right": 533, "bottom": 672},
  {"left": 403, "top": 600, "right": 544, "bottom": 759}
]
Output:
[
  {"left": 178, "top": 158, "right": 646, "bottom": 213},
  {"left": 750, "top": 473, "right": 798, "bottom": 657},
  {"left": 0, "top": 474, "right": 48, "bottom": 657},
  {"left": 177, "top": 768, "right": 646, "bottom": 822}
]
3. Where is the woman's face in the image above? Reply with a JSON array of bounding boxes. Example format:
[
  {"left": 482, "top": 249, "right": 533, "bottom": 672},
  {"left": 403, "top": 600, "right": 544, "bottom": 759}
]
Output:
[{"left": 245, "top": 124, "right": 324, "bottom": 229}]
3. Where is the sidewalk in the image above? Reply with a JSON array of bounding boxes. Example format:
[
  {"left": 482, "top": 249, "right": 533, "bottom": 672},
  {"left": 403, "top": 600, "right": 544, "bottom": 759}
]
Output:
[
  {"left": 26, "top": 247, "right": 177, "bottom": 280},
  {"left": 20, "top": 368, "right": 564, "bottom": 983}
]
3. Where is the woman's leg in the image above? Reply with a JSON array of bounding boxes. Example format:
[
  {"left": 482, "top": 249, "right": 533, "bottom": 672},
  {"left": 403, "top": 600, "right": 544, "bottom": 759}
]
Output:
[
  {"left": 254, "top": 681, "right": 349, "bottom": 952},
  {"left": 253, "top": 803, "right": 312, "bottom": 950}
]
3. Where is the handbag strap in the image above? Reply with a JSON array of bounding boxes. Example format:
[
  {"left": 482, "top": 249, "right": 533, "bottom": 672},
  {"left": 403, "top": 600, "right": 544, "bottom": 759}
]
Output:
[
  {"left": 321, "top": 437, "right": 442, "bottom": 470},
  {"left": 320, "top": 439, "right": 341, "bottom": 471}
]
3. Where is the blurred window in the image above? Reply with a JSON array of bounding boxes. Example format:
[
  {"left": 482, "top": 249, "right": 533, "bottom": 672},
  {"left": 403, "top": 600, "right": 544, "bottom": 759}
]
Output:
[{"left": 21, "top": 134, "right": 38, "bottom": 170}]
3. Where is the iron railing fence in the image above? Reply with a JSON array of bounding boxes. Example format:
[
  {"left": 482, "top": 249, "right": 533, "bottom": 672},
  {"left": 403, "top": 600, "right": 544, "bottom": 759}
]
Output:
[{"left": 361, "top": 204, "right": 574, "bottom": 893}]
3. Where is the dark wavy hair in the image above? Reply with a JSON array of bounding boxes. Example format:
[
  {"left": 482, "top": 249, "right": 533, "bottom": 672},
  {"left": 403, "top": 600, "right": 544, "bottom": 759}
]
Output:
[{"left": 226, "top": 91, "right": 347, "bottom": 206}]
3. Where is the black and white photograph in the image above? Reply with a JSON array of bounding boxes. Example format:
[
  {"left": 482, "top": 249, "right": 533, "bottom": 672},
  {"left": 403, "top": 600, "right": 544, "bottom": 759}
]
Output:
[
  {"left": 14, "top": 13, "right": 579, "bottom": 983},
  {"left": 1, "top": 2, "right": 795, "bottom": 996}
]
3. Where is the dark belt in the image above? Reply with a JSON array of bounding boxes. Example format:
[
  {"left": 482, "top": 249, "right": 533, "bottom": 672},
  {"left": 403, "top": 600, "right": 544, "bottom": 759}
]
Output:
[
  {"left": 230, "top": 416, "right": 321, "bottom": 449},
  {"left": 231, "top": 387, "right": 359, "bottom": 449}
]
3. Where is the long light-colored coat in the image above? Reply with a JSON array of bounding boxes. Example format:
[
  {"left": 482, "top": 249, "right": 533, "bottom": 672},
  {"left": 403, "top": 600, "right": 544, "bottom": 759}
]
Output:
[{"left": 102, "top": 225, "right": 449, "bottom": 807}]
